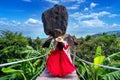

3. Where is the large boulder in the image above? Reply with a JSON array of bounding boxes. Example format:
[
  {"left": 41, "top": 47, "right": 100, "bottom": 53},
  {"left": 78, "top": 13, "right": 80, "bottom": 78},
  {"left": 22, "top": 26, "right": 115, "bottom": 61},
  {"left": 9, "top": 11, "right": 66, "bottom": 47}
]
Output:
[{"left": 42, "top": 4, "right": 68, "bottom": 37}]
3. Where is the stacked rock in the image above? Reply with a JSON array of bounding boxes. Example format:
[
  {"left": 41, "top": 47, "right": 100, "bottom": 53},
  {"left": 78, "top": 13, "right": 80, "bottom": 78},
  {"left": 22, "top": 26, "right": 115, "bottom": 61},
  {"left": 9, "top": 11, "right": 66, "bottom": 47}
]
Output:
[{"left": 42, "top": 4, "right": 68, "bottom": 38}]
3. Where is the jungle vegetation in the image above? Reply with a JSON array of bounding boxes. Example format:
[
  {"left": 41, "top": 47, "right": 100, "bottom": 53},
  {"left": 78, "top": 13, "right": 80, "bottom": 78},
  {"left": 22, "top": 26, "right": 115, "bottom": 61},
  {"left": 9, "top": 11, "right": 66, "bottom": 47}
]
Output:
[{"left": 0, "top": 31, "right": 120, "bottom": 80}]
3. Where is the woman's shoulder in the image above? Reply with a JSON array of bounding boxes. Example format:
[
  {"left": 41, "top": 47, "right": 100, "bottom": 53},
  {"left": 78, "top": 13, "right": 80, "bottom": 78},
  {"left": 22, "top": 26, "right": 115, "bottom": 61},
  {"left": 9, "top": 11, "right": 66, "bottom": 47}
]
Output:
[{"left": 63, "top": 40, "right": 68, "bottom": 45}]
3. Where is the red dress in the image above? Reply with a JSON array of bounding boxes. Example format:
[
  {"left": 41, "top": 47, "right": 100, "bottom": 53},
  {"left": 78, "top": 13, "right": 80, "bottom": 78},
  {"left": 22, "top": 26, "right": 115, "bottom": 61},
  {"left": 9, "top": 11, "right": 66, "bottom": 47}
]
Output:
[{"left": 46, "top": 42, "right": 76, "bottom": 77}]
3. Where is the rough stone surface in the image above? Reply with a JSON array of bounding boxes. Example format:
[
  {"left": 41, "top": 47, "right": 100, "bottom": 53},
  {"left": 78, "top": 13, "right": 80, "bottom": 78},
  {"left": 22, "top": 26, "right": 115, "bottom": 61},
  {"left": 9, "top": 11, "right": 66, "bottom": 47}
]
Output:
[
  {"left": 42, "top": 4, "right": 68, "bottom": 37},
  {"left": 63, "top": 34, "right": 78, "bottom": 47}
]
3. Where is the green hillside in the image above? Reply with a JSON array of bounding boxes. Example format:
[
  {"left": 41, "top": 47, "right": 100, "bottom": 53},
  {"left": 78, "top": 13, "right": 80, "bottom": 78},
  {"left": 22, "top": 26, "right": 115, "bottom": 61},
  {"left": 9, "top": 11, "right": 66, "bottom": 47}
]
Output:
[{"left": 0, "top": 31, "right": 120, "bottom": 80}]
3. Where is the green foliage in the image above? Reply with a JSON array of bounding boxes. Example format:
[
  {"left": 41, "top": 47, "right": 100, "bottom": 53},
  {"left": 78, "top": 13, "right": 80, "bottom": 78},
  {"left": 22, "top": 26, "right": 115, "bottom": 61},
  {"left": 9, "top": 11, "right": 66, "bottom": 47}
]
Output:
[
  {"left": 102, "top": 71, "right": 120, "bottom": 80},
  {"left": 94, "top": 56, "right": 105, "bottom": 70},
  {"left": 107, "top": 52, "right": 120, "bottom": 60},
  {"left": 0, "top": 31, "right": 120, "bottom": 80},
  {"left": 2, "top": 68, "right": 22, "bottom": 74},
  {"left": 100, "top": 52, "right": 120, "bottom": 80},
  {"left": 94, "top": 46, "right": 105, "bottom": 70},
  {"left": 0, "top": 31, "right": 29, "bottom": 64},
  {"left": 95, "top": 46, "right": 102, "bottom": 57},
  {"left": 0, "top": 31, "right": 46, "bottom": 80},
  {"left": 76, "top": 45, "right": 120, "bottom": 80},
  {"left": 77, "top": 34, "right": 120, "bottom": 61},
  {"left": 27, "top": 37, "right": 42, "bottom": 50},
  {"left": 0, "top": 67, "right": 26, "bottom": 80}
]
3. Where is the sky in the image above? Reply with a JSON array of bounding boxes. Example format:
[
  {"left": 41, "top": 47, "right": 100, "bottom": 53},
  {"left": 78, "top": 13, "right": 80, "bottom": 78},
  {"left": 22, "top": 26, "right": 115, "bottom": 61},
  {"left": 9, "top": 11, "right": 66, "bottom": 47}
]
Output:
[{"left": 0, "top": 0, "right": 120, "bottom": 38}]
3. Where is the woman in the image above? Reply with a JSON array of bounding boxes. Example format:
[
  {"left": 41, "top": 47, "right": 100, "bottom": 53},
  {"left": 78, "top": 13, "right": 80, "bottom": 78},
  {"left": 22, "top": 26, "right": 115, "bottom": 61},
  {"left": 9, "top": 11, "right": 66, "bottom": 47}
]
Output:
[{"left": 46, "top": 36, "right": 76, "bottom": 77}]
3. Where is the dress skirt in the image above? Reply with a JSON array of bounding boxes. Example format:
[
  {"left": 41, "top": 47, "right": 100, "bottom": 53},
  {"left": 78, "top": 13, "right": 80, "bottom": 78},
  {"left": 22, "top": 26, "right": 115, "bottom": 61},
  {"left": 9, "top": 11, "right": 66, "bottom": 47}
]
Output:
[{"left": 46, "top": 49, "right": 76, "bottom": 77}]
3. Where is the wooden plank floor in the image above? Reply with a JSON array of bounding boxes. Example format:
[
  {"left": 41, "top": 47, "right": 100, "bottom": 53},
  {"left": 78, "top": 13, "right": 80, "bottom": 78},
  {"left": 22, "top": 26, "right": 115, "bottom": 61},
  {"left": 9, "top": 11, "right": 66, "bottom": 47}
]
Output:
[{"left": 36, "top": 69, "right": 79, "bottom": 80}]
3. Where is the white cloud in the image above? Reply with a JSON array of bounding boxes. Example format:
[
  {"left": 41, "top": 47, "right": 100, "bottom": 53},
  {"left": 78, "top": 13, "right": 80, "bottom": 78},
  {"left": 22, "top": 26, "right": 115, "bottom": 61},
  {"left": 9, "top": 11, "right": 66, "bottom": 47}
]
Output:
[
  {"left": 69, "top": 11, "right": 118, "bottom": 28},
  {"left": 90, "top": 2, "right": 97, "bottom": 9},
  {"left": 106, "top": 6, "right": 111, "bottom": 9},
  {"left": 45, "top": 0, "right": 85, "bottom": 3},
  {"left": 22, "top": 0, "right": 32, "bottom": 2},
  {"left": 0, "top": 18, "right": 42, "bottom": 27},
  {"left": 83, "top": 2, "right": 97, "bottom": 11},
  {"left": 98, "top": 11, "right": 110, "bottom": 16},
  {"left": 67, "top": 9, "right": 120, "bottom": 38},
  {"left": 45, "top": 0, "right": 59, "bottom": 4},
  {"left": 67, "top": 4, "right": 80, "bottom": 9},
  {"left": 45, "top": 0, "right": 85, "bottom": 9},
  {"left": 66, "top": 0, "right": 85, "bottom": 10},
  {"left": 61, "top": 0, "right": 85, "bottom": 3},
  {"left": 108, "top": 14, "right": 118, "bottom": 18},
  {"left": 0, "top": 20, "right": 21, "bottom": 27},
  {"left": 0, "top": 18, "right": 7, "bottom": 20},
  {"left": 0, "top": 21, "right": 8, "bottom": 26},
  {"left": 112, "top": 23, "right": 120, "bottom": 27},
  {"left": 0, "top": 18, "right": 45, "bottom": 38},
  {"left": 70, "top": 11, "right": 117, "bottom": 21},
  {"left": 11, "top": 20, "right": 21, "bottom": 25},
  {"left": 25, "top": 18, "right": 42, "bottom": 25},
  {"left": 77, "top": 0, "right": 85, "bottom": 3},
  {"left": 61, "top": 0, "right": 75, "bottom": 2},
  {"left": 84, "top": 7, "right": 89, "bottom": 11},
  {"left": 82, "top": 19, "right": 106, "bottom": 27},
  {"left": 69, "top": 22, "right": 79, "bottom": 29}
]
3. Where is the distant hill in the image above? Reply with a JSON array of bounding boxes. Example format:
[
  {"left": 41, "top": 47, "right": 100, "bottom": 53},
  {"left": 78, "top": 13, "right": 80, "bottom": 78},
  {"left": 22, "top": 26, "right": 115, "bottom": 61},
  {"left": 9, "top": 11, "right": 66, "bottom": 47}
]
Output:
[
  {"left": 92, "top": 30, "right": 120, "bottom": 38},
  {"left": 116, "top": 32, "right": 120, "bottom": 38}
]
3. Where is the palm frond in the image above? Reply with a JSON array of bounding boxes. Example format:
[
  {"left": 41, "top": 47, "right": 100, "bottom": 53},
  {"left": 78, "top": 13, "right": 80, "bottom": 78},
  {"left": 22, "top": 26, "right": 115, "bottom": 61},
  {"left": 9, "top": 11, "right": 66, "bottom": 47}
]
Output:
[
  {"left": 107, "top": 52, "right": 120, "bottom": 60},
  {"left": 1, "top": 67, "right": 27, "bottom": 80},
  {"left": 0, "top": 74, "right": 17, "bottom": 80},
  {"left": 104, "top": 52, "right": 120, "bottom": 64},
  {"left": 21, "top": 50, "right": 41, "bottom": 58},
  {"left": 102, "top": 71, "right": 120, "bottom": 80}
]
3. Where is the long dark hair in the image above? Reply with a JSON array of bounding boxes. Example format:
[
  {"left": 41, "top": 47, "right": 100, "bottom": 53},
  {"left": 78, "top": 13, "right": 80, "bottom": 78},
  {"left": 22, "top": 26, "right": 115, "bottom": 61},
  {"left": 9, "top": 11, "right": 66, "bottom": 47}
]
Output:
[{"left": 57, "top": 42, "right": 64, "bottom": 51}]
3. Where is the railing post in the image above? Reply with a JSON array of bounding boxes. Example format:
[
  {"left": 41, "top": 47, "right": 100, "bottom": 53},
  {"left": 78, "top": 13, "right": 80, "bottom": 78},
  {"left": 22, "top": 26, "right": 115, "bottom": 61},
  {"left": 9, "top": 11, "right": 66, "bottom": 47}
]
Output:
[
  {"left": 46, "top": 50, "right": 48, "bottom": 61},
  {"left": 73, "top": 47, "right": 76, "bottom": 64}
]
